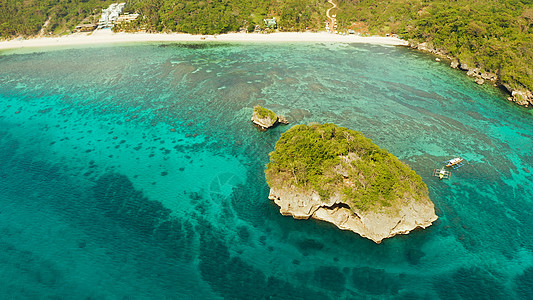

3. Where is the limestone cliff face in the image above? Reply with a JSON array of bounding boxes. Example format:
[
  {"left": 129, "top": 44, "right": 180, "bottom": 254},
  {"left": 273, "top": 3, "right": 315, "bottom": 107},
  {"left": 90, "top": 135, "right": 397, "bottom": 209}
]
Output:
[{"left": 269, "top": 187, "right": 438, "bottom": 244}]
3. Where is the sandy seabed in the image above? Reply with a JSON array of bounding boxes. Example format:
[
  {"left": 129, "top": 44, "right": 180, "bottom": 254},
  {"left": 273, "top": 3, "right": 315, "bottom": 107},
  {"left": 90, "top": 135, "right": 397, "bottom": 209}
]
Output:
[{"left": 0, "top": 29, "right": 408, "bottom": 51}]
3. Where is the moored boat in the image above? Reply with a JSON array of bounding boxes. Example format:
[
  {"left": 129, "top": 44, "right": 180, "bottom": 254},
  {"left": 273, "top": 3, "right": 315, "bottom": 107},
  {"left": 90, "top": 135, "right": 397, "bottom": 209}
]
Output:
[
  {"left": 432, "top": 167, "right": 451, "bottom": 180},
  {"left": 445, "top": 157, "right": 465, "bottom": 169}
]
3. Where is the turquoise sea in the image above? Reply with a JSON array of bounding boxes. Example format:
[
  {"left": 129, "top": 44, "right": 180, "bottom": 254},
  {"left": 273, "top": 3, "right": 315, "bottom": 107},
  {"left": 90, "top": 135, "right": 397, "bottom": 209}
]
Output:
[{"left": 0, "top": 42, "right": 532, "bottom": 299}]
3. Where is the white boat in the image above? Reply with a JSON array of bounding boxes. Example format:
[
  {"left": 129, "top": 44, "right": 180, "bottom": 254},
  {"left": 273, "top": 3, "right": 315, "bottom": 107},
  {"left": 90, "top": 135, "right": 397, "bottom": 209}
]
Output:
[
  {"left": 433, "top": 168, "right": 451, "bottom": 180},
  {"left": 445, "top": 157, "right": 464, "bottom": 168}
]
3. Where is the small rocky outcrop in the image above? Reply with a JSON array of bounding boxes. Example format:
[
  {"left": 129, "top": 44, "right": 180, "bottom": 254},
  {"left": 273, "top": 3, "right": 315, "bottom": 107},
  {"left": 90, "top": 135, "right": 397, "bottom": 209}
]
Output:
[
  {"left": 409, "top": 41, "right": 449, "bottom": 58},
  {"left": 450, "top": 60, "right": 459, "bottom": 69},
  {"left": 251, "top": 105, "right": 289, "bottom": 129},
  {"left": 278, "top": 115, "right": 289, "bottom": 125},
  {"left": 466, "top": 68, "right": 478, "bottom": 76},
  {"left": 481, "top": 72, "right": 497, "bottom": 81},
  {"left": 506, "top": 87, "right": 533, "bottom": 107}
]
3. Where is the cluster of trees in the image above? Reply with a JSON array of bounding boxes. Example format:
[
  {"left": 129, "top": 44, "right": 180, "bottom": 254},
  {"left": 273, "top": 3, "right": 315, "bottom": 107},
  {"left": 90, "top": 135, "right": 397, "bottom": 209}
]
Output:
[
  {"left": 114, "top": 0, "right": 327, "bottom": 34},
  {"left": 0, "top": 0, "right": 113, "bottom": 37},
  {"left": 265, "top": 124, "right": 428, "bottom": 211},
  {"left": 0, "top": 0, "right": 327, "bottom": 37},
  {"left": 336, "top": 0, "right": 533, "bottom": 95}
]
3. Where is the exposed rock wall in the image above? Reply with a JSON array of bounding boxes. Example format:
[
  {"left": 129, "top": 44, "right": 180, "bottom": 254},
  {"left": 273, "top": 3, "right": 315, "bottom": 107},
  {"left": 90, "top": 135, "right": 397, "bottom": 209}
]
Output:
[{"left": 269, "top": 186, "right": 438, "bottom": 244}]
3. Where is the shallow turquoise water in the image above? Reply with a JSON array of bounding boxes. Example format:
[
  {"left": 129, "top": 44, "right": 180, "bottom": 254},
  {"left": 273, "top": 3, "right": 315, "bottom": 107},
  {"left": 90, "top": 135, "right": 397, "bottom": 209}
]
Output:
[{"left": 0, "top": 42, "right": 532, "bottom": 299}]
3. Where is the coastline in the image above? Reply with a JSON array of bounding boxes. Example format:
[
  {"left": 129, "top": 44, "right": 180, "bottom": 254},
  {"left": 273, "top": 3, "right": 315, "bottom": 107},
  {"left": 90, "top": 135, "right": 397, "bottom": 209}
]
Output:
[
  {"left": 408, "top": 41, "right": 533, "bottom": 107},
  {"left": 2, "top": 29, "right": 529, "bottom": 106},
  {"left": 0, "top": 30, "right": 408, "bottom": 51}
]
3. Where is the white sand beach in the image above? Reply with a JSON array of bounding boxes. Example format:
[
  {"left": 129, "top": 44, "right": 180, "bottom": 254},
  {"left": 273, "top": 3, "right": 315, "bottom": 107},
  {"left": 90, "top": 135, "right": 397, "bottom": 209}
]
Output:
[{"left": 0, "top": 30, "right": 408, "bottom": 51}]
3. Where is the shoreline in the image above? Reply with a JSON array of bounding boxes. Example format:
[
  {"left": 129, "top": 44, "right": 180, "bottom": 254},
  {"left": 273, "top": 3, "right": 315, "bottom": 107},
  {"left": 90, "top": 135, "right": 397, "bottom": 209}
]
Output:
[
  {"left": 0, "top": 30, "right": 408, "bottom": 51},
  {"left": 408, "top": 41, "right": 533, "bottom": 107},
  {"left": 2, "top": 29, "right": 529, "bottom": 106}
]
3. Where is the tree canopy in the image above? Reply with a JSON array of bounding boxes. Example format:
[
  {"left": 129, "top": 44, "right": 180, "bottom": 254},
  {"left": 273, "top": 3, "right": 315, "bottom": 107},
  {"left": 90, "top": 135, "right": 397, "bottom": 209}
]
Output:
[
  {"left": 114, "top": 0, "right": 328, "bottom": 34},
  {"left": 265, "top": 124, "right": 428, "bottom": 211},
  {"left": 0, "top": 0, "right": 113, "bottom": 37}
]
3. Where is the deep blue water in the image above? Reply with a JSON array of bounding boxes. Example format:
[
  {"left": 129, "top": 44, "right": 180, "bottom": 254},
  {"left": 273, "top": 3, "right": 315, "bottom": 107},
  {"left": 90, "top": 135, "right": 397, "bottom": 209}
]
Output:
[{"left": 0, "top": 42, "right": 532, "bottom": 299}]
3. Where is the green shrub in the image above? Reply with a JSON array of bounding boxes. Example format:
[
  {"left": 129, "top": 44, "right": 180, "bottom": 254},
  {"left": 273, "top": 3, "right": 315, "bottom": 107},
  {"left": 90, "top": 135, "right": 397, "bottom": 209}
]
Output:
[{"left": 254, "top": 105, "right": 277, "bottom": 120}]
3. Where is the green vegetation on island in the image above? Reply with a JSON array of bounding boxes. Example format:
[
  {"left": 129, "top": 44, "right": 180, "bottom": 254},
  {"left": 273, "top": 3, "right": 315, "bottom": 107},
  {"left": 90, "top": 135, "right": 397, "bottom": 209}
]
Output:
[
  {"left": 254, "top": 105, "right": 277, "bottom": 121},
  {"left": 265, "top": 123, "right": 428, "bottom": 211},
  {"left": 252, "top": 105, "right": 279, "bottom": 129}
]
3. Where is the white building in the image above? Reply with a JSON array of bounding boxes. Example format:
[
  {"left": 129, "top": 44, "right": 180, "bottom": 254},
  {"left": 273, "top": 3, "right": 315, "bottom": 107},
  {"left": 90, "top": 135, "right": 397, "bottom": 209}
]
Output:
[
  {"left": 98, "top": 3, "right": 126, "bottom": 28},
  {"left": 116, "top": 13, "right": 139, "bottom": 24}
]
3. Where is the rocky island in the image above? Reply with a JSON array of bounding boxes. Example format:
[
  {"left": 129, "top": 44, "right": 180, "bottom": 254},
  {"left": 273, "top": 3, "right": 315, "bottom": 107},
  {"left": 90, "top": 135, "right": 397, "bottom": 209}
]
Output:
[
  {"left": 251, "top": 105, "right": 288, "bottom": 130},
  {"left": 266, "top": 123, "right": 437, "bottom": 243}
]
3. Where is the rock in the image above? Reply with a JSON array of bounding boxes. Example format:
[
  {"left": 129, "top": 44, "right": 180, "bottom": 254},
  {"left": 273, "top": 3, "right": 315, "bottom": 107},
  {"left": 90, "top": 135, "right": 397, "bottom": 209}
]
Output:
[
  {"left": 278, "top": 115, "right": 289, "bottom": 124},
  {"left": 459, "top": 63, "right": 469, "bottom": 71},
  {"left": 450, "top": 60, "right": 459, "bottom": 68},
  {"left": 475, "top": 78, "right": 485, "bottom": 85},
  {"left": 269, "top": 187, "right": 437, "bottom": 244},
  {"left": 511, "top": 90, "right": 532, "bottom": 106},
  {"left": 251, "top": 105, "right": 278, "bottom": 129},
  {"left": 417, "top": 42, "right": 429, "bottom": 51},
  {"left": 435, "top": 58, "right": 441, "bottom": 62},
  {"left": 435, "top": 48, "right": 448, "bottom": 56},
  {"left": 481, "top": 72, "right": 497, "bottom": 81},
  {"left": 503, "top": 86, "right": 533, "bottom": 106},
  {"left": 467, "top": 68, "right": 481, "bottom": 77}
]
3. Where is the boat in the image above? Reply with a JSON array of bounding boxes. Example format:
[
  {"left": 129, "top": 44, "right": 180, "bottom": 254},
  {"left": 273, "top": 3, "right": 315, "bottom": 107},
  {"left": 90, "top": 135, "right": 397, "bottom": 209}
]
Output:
[
  {"left": 445, "top": 157, "right": 464, "bottom": 169},
  {"left": 432, "top": 168, "right": 451, "bottom": 180}
]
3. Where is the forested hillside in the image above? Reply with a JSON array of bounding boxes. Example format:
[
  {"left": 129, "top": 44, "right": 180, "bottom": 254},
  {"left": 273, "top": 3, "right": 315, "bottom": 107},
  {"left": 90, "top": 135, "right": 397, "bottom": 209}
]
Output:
[
  {"left": 1, "top": 0, "right": 532, "bottom": 104},
  {"left": 0, "top": 0, "right": 327, "bottom": 37},
  {"left": 117, "top": 0, "right": 327, "bottom": 33},
  {"left": 0, "top": 0, "right": 113, "bottom": 36},
  {"left": 337, "top": 0, "right": 533, "bottom": 102}
]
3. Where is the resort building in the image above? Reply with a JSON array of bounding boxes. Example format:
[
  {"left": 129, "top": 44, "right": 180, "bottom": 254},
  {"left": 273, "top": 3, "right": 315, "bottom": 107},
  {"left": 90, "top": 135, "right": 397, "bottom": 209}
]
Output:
[
  {"left": 116, "top": 13, "right": 139, "bottom": 24},
  {"left": 98, "top": 3, "right": 126, "bottom": 28},
  {"left": 263, "top": 18, "right": 277, "bottom": 29}
]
